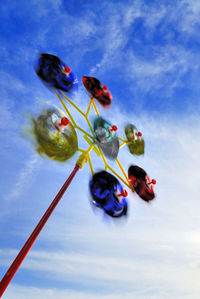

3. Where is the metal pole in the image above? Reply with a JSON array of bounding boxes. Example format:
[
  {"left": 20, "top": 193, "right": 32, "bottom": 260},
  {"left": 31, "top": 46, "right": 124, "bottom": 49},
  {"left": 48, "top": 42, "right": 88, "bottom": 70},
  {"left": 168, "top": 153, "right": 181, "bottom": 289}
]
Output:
[{"left": 0, "top": 164, "right": 80, "bottom": 297}]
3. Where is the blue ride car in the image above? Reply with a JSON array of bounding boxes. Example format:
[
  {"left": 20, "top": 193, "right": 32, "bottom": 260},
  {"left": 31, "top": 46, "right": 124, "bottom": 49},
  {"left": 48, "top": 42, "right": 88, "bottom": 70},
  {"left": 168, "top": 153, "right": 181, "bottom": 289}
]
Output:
[
  {"left": 89, "top": 171, "right": 128, "bottom": 218},
  {"left": 35, "top": 53, "right": 78, "bottom": 92}
]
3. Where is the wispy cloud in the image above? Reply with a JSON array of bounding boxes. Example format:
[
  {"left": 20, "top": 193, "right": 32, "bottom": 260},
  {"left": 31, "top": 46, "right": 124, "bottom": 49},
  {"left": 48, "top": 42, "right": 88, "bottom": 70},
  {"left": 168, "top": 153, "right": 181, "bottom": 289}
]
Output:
[
  {"left": 3, "top": 154, "right": 41, "bottom": 201},
  {"left": 1, "top": 1, "right": 200, "bottom": 298},
  {"left": 89, "top": 0, "right": 200, "bottom": 98},
  {"left": 176, "top": 0, "right": 200, "bottom": 36},
  {"left": 6, "top": 284, "right": 196, "bottom": 299},
  {"left": 1, "top": 0, "right": 199, "bottom": 101},
  {"left": 0, "top": 71, "right": 25, "bottom": 92},
  {"left": 2, "top": 222, "right": 200, "bottom": 298},
  {"left": 1, "top": 108, "right": 199, "bottom": 297}
]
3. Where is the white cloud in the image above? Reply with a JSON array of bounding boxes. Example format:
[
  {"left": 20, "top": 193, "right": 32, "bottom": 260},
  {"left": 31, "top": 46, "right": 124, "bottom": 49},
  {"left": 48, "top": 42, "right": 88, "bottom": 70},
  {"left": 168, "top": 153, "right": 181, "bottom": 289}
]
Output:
[
  {"left": 5, "top": 284, "right": 194, "bottom": 299},
  {"left": 1, "top": 108, "right": 200, "bottom": 298},
  {"left": 0, "top": 71, "right": 25, "bottom": 92},
  {"left": 89, "top": 0, "right": 200, "bottom": 97},
  {"left": 0, "top": 101, "right": 14, "bottom": 130},
  {"left": 1, "top": 1, "right": 200, "bottom": 298},
  {"left": 2, "top": 0, "right": 199, "bottom": 98},
  {"left": 2, "top": 226, "right": 200, "bottom": 299},
  {"left": 3, "top": 154, "right": 41, "bottom": 201},
  {"left": 176, "top": 0, "right": 200, "bottom": 36}
]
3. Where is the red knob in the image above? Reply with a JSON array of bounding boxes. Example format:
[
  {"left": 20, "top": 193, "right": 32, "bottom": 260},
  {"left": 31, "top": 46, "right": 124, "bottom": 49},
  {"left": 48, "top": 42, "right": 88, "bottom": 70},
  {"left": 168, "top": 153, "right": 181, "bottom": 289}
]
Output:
[
  {"left": 148, "top": 179, "right": 156, "bottom": 185},
  {"left": 137, "top": 131, "right": 142, "bottom": 137},
  {"left": 103, "top": 85, "right": 108, "bottom": 91},
  {"left": 118, "top": 190, "right": 128, "bottom": 197},
  {"left": 64, "top": 66, "right": 71, "bottom": 74},
  {"left": 111, "top": 125, "right": 118, "bottom": 132},
  {"left": 59, "top": 117, "right": 69, "bottom": 126}
]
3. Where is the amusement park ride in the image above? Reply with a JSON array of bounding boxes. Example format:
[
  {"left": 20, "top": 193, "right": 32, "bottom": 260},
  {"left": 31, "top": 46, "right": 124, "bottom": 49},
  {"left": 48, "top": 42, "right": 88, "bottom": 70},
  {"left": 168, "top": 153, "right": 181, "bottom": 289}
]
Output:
[{"left": 0, "top": 53, "right": 156, "bottom": 297}]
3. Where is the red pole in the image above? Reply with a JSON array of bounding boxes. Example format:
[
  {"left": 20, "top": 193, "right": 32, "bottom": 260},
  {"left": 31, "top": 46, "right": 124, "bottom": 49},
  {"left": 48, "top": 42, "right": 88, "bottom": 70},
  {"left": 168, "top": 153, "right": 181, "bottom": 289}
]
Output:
[{"left": 0, "top": 164, "right": 80, "bottom": 297}]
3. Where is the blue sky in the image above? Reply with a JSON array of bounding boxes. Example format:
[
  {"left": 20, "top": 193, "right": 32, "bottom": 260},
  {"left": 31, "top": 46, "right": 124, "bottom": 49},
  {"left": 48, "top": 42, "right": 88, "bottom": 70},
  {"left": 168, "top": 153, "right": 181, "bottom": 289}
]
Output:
[{"left": 0, "top": 0, "right": 200, "bottom": 298}]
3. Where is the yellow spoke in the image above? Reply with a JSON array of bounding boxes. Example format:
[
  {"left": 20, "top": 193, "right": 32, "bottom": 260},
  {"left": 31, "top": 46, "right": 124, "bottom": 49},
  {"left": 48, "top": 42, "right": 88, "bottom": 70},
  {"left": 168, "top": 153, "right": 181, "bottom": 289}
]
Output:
[
  {"left": 91, "top": 98, "right": 100, "bottom": 116},
  {"left": 83, "top": 135, "right": 100, "bottom": 156},
  {"left": 88, "top": 154, "right": 94, "bottom": 175},
  {"left": 76, "top": 143, "right": 95, "bottom": 169},
  {"left": 86, "top": 99, "right": 93, "bottom": 116},
  {"left": 55, "top": 90, "right": 133, "bottom": 192},
  {"left": 55, "top": 90, "right": 77, "bottom": 127},
  {"left": 119, "top": 141, "right": 127, "bottom": 149},
  {"left": 78, "top": 148, "right": 85, "bottom": 153},
  {"left": 86, "top": 115, "right": 95, "bottom": 137},
  {"left": 76, "top": 126, "right": 93, "bottom": 139},
  {"left": 107, "top": 165, "right": 133, "bottom": 191},
  {"left": 116, "top": 158, "right": 130, "bottom": 185},
  {"left": 61, "top": 92, "right": 86, "bottom": 117},
  {"left": 118, "top": 137, "right": 127, "bottom": 143}
]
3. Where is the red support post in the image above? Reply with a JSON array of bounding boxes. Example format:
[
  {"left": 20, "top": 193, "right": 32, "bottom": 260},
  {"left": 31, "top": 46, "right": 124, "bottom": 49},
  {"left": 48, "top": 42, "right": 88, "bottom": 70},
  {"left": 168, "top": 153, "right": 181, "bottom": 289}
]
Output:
[{"left": 0, "top": 164, "right": 80, "bottom": 297}]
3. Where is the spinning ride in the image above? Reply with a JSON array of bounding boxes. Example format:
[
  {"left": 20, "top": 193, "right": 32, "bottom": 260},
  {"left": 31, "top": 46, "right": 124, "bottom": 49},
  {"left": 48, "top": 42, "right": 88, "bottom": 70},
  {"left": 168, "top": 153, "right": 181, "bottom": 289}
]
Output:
[{"left": 0, "top": 53, "right": 156, "bottom": 297}]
